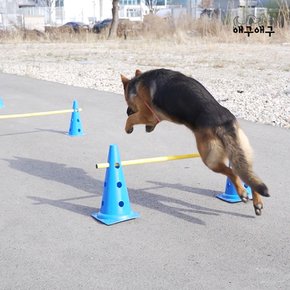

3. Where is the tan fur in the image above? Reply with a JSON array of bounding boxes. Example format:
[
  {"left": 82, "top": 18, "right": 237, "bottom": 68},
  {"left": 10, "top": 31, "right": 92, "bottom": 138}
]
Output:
[
  {"left": 236, "top": 127, "right": 263, "bottom": 211},
  {"left": 237, "top": 127, "right": 253, "bottom": 164},
  {"left": 194, "top": 128, "right": 250, "bottom": 200}
]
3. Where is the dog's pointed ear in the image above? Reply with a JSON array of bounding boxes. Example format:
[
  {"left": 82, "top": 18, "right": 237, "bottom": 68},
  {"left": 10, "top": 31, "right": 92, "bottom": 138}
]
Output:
[
  {"left": 135, "top": 69, "right": 142, "bottom": 76},
  {"left": 121, "top": 74, "right": 129, "bottom": 88}
]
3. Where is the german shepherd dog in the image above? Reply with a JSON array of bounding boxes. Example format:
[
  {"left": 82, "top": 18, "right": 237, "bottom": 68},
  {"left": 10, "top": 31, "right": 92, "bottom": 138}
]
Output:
[{"left": 121, "top": 69, "right": 269, "bottom": 216}]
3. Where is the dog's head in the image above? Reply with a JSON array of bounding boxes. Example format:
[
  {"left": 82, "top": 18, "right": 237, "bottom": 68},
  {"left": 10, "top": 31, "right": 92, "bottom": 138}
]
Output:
[
  {"left": 120, "top": 69, "right": 142, "bottom": 117},
  {"left": 120, "top": 69, "right": 156, "bottom": 134}
]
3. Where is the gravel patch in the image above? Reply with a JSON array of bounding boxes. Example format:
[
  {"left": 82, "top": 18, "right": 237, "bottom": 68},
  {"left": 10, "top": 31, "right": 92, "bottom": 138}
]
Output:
[{"left": 0, "top": 40, "right": 289, "bottom": 128}]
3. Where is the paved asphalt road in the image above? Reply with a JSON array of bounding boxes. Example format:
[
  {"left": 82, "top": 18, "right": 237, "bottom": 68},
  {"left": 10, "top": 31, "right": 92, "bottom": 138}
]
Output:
[{"left": 0, "top": 73, "right": 290, "bottom": 290}]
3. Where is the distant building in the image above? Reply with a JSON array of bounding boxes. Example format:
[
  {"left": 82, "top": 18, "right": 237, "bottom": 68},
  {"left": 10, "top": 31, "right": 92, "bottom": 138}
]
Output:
[
  {"left": 0, "top": 0, "right": 272, "bottom": 30},
  {"left": 119, "top": 0, "right": 167, "bottom": 21},
  {"left": 0, "top": 0, "right": 112, "bottom": 28},
  {"left": 54, "top": 0, "right": 112, "bottom": 25}
]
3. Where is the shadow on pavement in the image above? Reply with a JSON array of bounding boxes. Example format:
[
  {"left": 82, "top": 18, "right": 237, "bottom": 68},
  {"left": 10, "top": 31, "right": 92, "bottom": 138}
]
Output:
[{"left": 5, "top": 157, "right": 254, "bottom": 225}]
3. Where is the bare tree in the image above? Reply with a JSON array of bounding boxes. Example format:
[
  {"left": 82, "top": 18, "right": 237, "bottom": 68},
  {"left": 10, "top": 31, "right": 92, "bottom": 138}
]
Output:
[
  {"left": 44, "top": 0, "right": 55, "bottom": 25},
  {"left": 108, "top": 0, "right": 119, "bottom": 39},
  {"left": 145, "top": 0, "right": 157, "bottom": 13}
]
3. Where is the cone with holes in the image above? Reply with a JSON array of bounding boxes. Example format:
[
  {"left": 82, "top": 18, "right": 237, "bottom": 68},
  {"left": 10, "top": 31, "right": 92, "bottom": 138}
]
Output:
[
  {"left": 216, "top": 177, "right": 252, "bottom": 203},
  {"left": 68, "top": 100, "right": 84, "bottom": 136},
  {"left": 92, "top": 144, "right": 139, "bottom": 225}
]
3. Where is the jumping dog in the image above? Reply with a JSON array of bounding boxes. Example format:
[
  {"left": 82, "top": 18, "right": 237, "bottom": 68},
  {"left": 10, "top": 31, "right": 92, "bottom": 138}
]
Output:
[{"left": 121, "top": 68, "right": 269, "bottom": 216}]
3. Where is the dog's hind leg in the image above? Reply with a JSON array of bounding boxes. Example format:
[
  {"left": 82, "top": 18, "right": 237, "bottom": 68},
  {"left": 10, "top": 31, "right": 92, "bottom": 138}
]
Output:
[
  {"left": 251, "top": 190, "right": 263, "bottom": 215},
  {"left": 209, "top": 163, "right": 250, "bottom": 203},
  {"left": 194, "top": 130, "right": 249, "bottom": 202}
]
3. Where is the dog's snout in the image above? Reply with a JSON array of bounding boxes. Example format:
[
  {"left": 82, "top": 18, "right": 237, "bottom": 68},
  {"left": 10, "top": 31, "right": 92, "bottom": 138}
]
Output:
[{"left": 127, "top": 107, "right": 135, "bottom": 116}]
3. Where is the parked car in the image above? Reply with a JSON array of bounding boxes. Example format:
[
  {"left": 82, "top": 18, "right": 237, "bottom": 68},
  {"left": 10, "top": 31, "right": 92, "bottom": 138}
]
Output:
[
  {"left": 60, "top": 22, "right": 90, "bottom": 33},
  {"left": 92, "top": 19, "right": 112, "bottom": 33}
]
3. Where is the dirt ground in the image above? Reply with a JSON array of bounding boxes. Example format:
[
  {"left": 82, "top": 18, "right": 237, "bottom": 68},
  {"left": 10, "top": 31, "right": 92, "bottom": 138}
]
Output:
[{"left": 0, "top": 38, "right": 289, "bottom": 128}]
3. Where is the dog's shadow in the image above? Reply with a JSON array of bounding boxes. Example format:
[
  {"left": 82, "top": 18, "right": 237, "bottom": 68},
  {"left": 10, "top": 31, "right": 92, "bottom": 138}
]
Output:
[
  {"left": 4, "top": 157, "right": 254, "bottom": 225},
  {"left": 130, "top": 180, "right": 254, "bottom": 224}
]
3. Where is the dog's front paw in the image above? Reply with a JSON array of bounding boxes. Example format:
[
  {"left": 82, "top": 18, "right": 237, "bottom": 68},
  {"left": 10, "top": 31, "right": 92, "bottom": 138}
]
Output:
[
  {"left": 146, "top": 125, "right": 155, "bottom": 133},
  {"left": 126, "top": 127, "right": 134, "bottom": 134}
]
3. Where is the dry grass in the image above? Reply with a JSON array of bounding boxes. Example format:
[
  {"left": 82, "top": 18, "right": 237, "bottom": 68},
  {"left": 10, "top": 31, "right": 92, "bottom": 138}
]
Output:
[{"left": 0, "top": 12, "right": 289, "bottom": 44}]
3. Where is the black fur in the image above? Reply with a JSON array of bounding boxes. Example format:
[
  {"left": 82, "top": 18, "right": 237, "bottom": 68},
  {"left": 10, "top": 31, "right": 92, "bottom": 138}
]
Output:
[{"left": 129, "top": 69, "right": 236, "bottom": 129}]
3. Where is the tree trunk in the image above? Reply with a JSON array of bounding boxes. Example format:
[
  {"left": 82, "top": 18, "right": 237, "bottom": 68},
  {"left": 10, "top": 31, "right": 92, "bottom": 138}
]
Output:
[{"left": 108, "top": 0, "right": 119, "bottom": 39}]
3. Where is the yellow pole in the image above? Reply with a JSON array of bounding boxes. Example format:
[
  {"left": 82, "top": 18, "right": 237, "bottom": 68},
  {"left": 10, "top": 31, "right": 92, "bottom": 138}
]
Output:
[
  {"left": 96, "top": 153, "right": 200, "bottom": 169},
  {"left": 0, "top": 108, "right": 82, "bottom": 119}
]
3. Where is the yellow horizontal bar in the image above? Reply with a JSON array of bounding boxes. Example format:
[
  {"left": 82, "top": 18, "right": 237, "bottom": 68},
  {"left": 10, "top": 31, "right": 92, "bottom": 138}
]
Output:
[
  {"left": 96, "top": 153, "right": 200, "bottom": 169},
  {"left": 0, "top": 108, "right": 82, "bottom": 119}
]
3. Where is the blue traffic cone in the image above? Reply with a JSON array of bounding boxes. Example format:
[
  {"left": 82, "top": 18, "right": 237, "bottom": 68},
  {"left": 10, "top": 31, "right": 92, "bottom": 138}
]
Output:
[
  {"left": 0, "top": 98, "right": 4, "bottom": 109},
  {"left": 92, "top": 144, "right": 139, "bottom": 225},
  {"left": 216, "top": 177, "right": 252, "bottom": 203},
  {"left": 68, "top": 100, "right": 84, "bottom": 136}
]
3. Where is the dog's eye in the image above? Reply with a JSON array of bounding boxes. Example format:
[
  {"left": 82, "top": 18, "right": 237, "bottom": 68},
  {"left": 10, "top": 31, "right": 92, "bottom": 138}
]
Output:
[{"left": 127, "top": 107, "right": 135, "bottom": 116}]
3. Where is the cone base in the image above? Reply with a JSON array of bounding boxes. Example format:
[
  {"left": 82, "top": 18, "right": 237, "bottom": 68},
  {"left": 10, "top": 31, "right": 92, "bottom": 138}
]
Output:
[
  {"left": 216, "top": 193, "right": 244, "bottom": 203},
  {"left": 216, "top": 187, "right": 253, "bottom": 203},
  {"left": 91, "top": 211, "right": 140, "bottom": 225}
]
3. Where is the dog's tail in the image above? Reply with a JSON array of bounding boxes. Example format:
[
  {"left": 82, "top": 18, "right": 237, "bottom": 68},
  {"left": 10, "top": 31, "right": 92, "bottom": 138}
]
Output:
[{"left": 216, "top": 121, "right": 270, "bottom": 197}]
